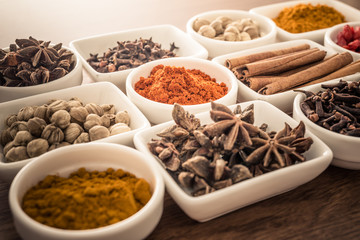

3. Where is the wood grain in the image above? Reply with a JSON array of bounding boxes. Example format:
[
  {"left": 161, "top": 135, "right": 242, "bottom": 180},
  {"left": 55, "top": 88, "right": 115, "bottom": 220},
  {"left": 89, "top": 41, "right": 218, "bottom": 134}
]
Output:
[{"left": 1, "top": 0, "right": 360, "bottom": 239}]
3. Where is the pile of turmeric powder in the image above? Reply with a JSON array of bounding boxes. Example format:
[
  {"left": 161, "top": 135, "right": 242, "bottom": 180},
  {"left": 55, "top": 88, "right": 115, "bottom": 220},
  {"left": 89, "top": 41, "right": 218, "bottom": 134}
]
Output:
[
  {"left": 21, "top": 167, "right": 152, "bottom": 230},
  {"left": 273, "top": 3, "right": 345, "bottom": 33}
]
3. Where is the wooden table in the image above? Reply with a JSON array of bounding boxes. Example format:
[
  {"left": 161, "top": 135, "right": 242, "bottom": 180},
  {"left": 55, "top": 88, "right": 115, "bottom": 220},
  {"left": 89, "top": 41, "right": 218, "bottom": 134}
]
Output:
[{"left": 1, "top": 0, "right": 360, "bottom": 239}]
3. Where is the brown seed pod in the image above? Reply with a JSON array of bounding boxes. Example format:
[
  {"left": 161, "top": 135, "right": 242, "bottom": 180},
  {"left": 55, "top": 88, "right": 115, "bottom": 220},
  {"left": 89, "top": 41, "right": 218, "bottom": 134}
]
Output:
[
  {"left": 50, "top": 109, "right": 71, "bottom": 129},
  {"left": 27, "top": 117, "right": 47, "bottom": 137},
  {"left": 27, "top": 138, "right": 49, "bottom": 158}
]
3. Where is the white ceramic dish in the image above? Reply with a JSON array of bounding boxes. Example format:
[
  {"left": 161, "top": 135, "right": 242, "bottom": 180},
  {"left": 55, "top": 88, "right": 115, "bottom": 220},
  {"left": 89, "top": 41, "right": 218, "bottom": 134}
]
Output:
[
  {"left": 0, "top": 82, "right": 151, "bottom": 183},
  {"left": 250, "top": 0, "right": 360, "bottom": 44},
  {"left": 134, "top": 100, "right": 333, "bottom": 222},
  {"left": 9, "top": 142, "right": 164, "bottom": 240},
  {"left": 324, "top": 21, "right": 360, "bottom": 61},
  {"left": 186, "top": 9, "right": 277, "bottom": 59},
  {"left": 293, "top": 77, "right": 360, "bottom": 170},
  {"left": 0, "top": 46, "right": 82, "bottom": 103},
  {"left": 126, "top": 57, "right": 238, "bottom": 125},
  {"left": 212, "top": 39, "right": 340, "bottom": 114},
  {"left": 70, "top": 24, "right": 208, "bottom": 93}
]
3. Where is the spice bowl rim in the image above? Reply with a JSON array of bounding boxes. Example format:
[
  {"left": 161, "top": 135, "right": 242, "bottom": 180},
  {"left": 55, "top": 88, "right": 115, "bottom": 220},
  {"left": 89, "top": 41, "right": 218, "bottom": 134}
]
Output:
[
  {"left": 249, "top": 0, "right": 360, "bottom": 43},
  {"left": 186, "top": 9, "right": 277, "bottom": 58},
  {"left": 0, "top": 45, "right": 83, "bottom": 103},
  {"left": 125, "top": 56, "right": 238, "bottom": 125},
  {"left": 133, "top": 100, "right": 333, "bottom": 222},
  {"left": 69, "top": 24, "right": 209, "bottom": 93},
  {"left": 324, "top": 21, "right": 360, "bottom": 61},
  {"left": 9, "top": 142, "right": 165, "bottom": 240},
  {"left": 292, "top": 77, "right": 360, "bottom": 169},
  {"left": 211, "top": 39, "right": 340, "bottom": 114},
  {"left": 0, "top": 81, "right": 151, "bottom": 183}
]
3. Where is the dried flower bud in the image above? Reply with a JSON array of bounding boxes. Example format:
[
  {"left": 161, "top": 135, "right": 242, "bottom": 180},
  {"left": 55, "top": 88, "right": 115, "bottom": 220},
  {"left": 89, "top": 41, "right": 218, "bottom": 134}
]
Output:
[
  {"left": 224, "top": 32, "right": 238, "bottom": 41},
  {"left": 109, "top": 123, "right": 131, "bottom": 136},
  {"left": 210, "top": 20, "right": 224, "bottom": 35},
  {"left": 64, "top": 123, "right": 84, "bottom": 143},
  {"left": 5, "top": 146, "right": 29, "bottom": 162},
  {"left": 89, "top": 125, "right": 110, "bottom": 141},
  {"left": 50, "top": 109, "right": 71, "bottom": 129},
  {"left": 227, "top": 21, "right": 244, "bottom": 32},
  {"left": 46, "top": 99, "right": 70, "bottom": 119},
  {"left": 85, "top": 103, "right": 104, "bottom": 116},
  {"left": 74, "top": 132, "right": 90, "bottom": 144},
  {"left": 198, "top": 25, "right": 216, "bottom": 38},
  {"left": 48, "top": 141, "right": 70, "bottom": 151},
  {"left": 193, "top": 18, "right": 210, "bottom": 32},
  {"left": 224, "top": 25, "right": 240, "bottom": 35},
  {"left": 3, "top": 141, "right": 15, "bottom": 156},
  {"left": 215, "top": 16, "right": 233, "bottom": 28},
  {"left": 5, "top": 114, "right": 18, "bottom": 127},
  {"left": 84, "top": 114, "right": 102, "bottom": 131},
  {"left": 17, "top": 106, "right": 35, "bottom": 121},
  {"left": 41, "top": 124, "right": 64, "bottom": 145},
  {"left": 33, "top": 105, "right": 48, "bottom": 121},
  {"left": 69, "top": 106, "right": 89, "bottom": 125},
  {"left": 0, "top": 129, "right": 13, "bottom": 146},
  {"left": 115, "top": 111, "right": 130, "bottom": 125},
  {"left": 9, "top": 121, "right": 28, "bottom": 139},
  {"left": 13, "top": 131, "right": 33, "bottom": 146},
  {"left": 239, "top": 18, "right": 256, "bottom": 28},
  {"left": 27, "top": 138, "right": 49, "bottom": 158},
  {"left": 213, "top": 34, "right": 225, "bottom": 41},
  {"left": 101, "top": 104, "right": 116, "bottom": 115},
  {"left": 27, "top": 117, "right": 47, "bottom": 137}
]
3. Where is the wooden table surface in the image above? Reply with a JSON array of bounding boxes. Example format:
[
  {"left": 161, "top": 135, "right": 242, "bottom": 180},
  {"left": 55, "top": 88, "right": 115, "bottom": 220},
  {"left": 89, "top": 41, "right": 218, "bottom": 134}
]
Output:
[{"left": 1, "top": 0, "right": 360, "bottom": 239}]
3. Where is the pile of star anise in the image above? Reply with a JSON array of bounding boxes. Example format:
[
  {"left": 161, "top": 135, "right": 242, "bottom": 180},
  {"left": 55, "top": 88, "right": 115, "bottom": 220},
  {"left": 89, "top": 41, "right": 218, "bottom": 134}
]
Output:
[
  {"left": 148, "top": 102, "right": 313, "bottom": 197},
  {"left": 0, "top": 36, "right": 75, "bottom": 87}
]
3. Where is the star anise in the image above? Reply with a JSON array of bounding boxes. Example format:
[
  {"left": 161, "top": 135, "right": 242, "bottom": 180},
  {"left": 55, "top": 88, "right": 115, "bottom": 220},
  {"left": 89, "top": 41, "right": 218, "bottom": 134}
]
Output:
[
  {"left": 0, "top": 36, "right": 75, "bottom": 87},
  {"left": 203, "top": 101, "right": 259, "bottom": 150},
  {"left": 245, "top": 121, "right": 313, "bottom": 168}
]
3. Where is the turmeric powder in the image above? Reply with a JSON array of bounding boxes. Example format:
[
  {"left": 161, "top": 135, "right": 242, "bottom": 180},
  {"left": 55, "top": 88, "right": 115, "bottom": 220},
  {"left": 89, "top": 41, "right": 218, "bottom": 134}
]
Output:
[
  {"left": 134, "top": 64, "right": 228, "bottom": 105},
  {"left": 273, "top": 3, "right": 345, "bottom": 33},
  {"left": 21, "top": 167, "right": 152, "bottom": 230}
]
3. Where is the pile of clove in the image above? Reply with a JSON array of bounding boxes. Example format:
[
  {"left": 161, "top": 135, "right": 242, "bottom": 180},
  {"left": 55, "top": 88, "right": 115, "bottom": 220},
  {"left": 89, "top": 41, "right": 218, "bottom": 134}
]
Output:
[
  {"left": 87, "top": 38, "right": 178, "bottom": 73},
  {"left": 0, "top": 37, "right": 75, "bottom": 87},
  {"left": 147, "top": 102, "right": 313, "bottom": 197},
  {"left": 298, "top": 79, "right": 360, "bottom": 137}
]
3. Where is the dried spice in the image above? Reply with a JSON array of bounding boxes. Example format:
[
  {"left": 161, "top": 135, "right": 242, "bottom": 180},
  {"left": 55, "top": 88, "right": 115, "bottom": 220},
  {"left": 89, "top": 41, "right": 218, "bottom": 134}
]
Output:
[
  {"left": 134, "top": 64, "right": 228, "bottom": 105},
  {"left": 0, "top": 98, "right": 132, "bottom": 163},
  {"left": 0, "top": 36, "right": 75, "bottom": 87},
  {"left": 87, "top": 38, "right": 178, "bottom": 73},
  {"left": 273, "top": 3, "right": 345, "bottom": 33},
  {"left": 336, "top": 24, "right": 360, "bottom": 53},
  {"left": 193, "top": 16, "right": 262, "bottom": 41},
  {"left": 297, "top": 79, "right": 360, "bottom": 137},
  {"left": 148, "top": 102, "right": 313, "bottom": 196},
  {"left": 22, "top": 167, "right": 152, "bottom": 230}
]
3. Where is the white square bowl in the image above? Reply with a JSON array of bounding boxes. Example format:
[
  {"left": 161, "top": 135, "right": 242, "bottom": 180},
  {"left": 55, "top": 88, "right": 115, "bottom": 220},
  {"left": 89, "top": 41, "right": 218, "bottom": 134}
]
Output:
[
  {"left": 250, "top": 0, "right": 360, "bottom": 44},
  {"left": 0, "top": 82, "right": 151, "bottom": 183},
  {"left": 293, "top": 76, "right": 360, "bottom": 170},
  {"left": 70, "top": 25, "right": 209, "bottom": 93},
  {"left": 133, "top": 100, "right": 333, "bottom": 222},
  {"left": 0, "top": 46, "right": 83, "bottom": 103},
  {"left": 212, "top": 39, "right": 339, "bottom": 114}
]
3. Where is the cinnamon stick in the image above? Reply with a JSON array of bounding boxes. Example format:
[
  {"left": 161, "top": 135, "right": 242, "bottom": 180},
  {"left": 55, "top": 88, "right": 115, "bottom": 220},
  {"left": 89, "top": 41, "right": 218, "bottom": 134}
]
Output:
[
  {"left": 298, "top": 59, "right": 360, "bottom": 87},
  {"left": 233, "top": 48, "right": 326, "bottom": 80},
  {"left": 258, "top": 52, "right": 353, "bottom": 95},
  {"left": 225, "top": 43, "right": 310, "bottom": 69}
]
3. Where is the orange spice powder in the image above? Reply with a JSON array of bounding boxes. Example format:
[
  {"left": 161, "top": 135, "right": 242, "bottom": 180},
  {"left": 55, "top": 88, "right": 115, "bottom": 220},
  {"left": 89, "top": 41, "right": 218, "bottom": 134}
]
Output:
[{"left": 134, "top": 65, "right": 228, "bottom": 105}]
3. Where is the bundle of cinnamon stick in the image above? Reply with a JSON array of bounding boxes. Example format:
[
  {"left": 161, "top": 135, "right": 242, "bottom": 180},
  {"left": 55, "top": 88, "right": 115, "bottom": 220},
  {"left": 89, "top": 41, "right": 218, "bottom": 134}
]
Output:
[{"left": 226, "top": 43, "right": 360, "bottom": 95}]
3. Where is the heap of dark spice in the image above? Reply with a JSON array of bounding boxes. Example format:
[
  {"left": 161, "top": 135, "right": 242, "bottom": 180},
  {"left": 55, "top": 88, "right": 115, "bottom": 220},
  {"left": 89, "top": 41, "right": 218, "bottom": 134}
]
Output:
[
  {"left": 87, "top": 37, "right": 179, "bottom": 73},
  {"left": 0, "top": 36, "right": 75, "bottom": 87},
  {"left": 297, "top": 79, "right": 360, "bottom": 137},
  {"left": 147, "top": 102, "right": 313, "bottom": 197}
]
